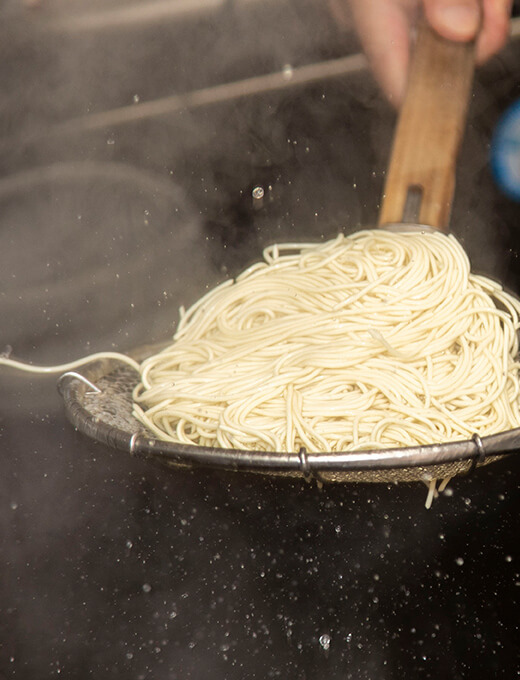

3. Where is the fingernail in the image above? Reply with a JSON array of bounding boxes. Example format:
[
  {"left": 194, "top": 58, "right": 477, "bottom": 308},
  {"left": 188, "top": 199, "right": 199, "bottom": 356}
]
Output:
[{"left": 434, "top": 3, "right": 480, "bottom": 40}]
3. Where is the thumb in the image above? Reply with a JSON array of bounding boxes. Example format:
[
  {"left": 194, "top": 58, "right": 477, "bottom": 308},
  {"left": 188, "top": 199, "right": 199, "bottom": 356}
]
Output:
[{"left": 424, "top": 0, "right": 481, "bottom": 42}]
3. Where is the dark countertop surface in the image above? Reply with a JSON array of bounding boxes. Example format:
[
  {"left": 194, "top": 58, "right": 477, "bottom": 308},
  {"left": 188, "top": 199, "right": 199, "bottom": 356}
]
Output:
[{"left": 1, "top": 389, "right": 519, "bottom": 679}]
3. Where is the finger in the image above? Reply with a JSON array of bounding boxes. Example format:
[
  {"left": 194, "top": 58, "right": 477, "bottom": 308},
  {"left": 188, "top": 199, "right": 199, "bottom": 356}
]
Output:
[
  {"left": 348, "top": 0, "right": 417, "bottom": 105},
  {"left": 475, "top": 0, "right": 512, "bottom": 63},
  {"left": 424, "top": 0, "right": 512, "bottom": 61},
  {"left": 423, "top": 0, "right": 481, "bottom": 42}
]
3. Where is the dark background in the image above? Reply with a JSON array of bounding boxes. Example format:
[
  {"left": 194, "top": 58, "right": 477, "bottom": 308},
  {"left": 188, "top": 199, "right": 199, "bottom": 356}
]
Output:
[{"left": 1, "top": 1, "right": 519, "bottom": 678}]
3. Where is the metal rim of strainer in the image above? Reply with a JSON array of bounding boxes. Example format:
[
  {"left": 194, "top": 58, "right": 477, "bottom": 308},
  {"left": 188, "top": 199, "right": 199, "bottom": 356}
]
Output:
[{"left": 57, "top": 350, "right": 520, "bottom": 483}]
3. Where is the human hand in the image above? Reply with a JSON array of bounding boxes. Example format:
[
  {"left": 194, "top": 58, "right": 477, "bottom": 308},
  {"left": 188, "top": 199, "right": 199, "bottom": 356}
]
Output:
[{"left": 329, "top": 0, "right": 512, "bottom": 105}]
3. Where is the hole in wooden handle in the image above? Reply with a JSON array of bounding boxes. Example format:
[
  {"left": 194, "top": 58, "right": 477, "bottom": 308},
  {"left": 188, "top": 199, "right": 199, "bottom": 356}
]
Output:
[{"left": 402, "top": 185, "right": 424, "bottom": 223}]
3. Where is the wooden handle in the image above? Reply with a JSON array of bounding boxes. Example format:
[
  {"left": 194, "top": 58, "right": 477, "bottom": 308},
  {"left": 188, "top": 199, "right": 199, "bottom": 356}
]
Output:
[{"left": 378, "top": 22, "right": 475, "bottom": 230}]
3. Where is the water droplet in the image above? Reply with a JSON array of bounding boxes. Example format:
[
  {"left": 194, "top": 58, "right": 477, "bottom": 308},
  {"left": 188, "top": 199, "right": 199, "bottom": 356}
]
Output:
[
  {"left": 1, "top": 344, "right": 13, "bottom": 358},
  {"left": 142, "top": 583, "right": 152, "bottom": 593},
  {"left": 455, "top": 557, "right": 464, "bottom": 566},
  {"left": 252, "top": 186, "right": 264, "bottom": 200},
  {"left": 319, "top": 634, "right": 331, "bottom": 651},
  {"left": 133, "top": 94, "right": 140, "bottom": 104},
  {"left": 107, "top": 138, "right": 115, "bottom": 146},
  {"left": 125, "top": 540, "right": 133, "bottom": 549},
  {"left": 282, "top": 64, "right": 294, "bottom": 80}
]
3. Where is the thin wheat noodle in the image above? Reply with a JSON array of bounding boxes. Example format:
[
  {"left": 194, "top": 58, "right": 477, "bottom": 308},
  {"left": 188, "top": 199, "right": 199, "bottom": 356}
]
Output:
[{"left": 132, "top": 230, "right": 520, "bottom": 453}]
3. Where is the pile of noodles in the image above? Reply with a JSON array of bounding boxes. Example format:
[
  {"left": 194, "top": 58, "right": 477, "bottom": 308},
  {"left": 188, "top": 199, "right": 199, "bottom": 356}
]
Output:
[{"left": 132, "top": 229, "right": 520, "bottom": 453}]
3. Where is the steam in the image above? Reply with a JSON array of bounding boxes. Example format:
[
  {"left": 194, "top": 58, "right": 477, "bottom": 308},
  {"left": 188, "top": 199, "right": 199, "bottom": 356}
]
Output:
[{"left": 1, "top": 3, "right": 519, "bottom": 678}]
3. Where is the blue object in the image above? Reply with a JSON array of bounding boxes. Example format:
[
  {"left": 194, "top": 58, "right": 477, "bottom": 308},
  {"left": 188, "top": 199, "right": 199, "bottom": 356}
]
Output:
[{"left": 491, "top": 99, "right": 520, "bottom": 201}]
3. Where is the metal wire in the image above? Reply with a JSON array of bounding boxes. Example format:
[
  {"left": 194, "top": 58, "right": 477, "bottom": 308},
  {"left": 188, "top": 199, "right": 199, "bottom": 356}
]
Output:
[{"left": 57, "top": 362, "right": 520, "bottom": 482}]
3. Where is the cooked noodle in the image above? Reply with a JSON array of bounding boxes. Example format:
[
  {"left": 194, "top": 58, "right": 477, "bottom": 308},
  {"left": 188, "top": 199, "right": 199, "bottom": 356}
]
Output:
[{"left": 132, "top": 229, "right": 520, "bottom": 452}]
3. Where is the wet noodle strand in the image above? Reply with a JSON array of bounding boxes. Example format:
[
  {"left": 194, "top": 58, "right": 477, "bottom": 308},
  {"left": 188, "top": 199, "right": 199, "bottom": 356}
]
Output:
[{"left": 133, "top": 230, "right": 520, "bottom": 452}]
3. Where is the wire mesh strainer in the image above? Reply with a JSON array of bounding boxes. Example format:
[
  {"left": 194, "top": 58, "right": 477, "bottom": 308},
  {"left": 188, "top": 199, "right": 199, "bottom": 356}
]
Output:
[{"left": 57, "top": 348, "right": 520, "bottom": 484}]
